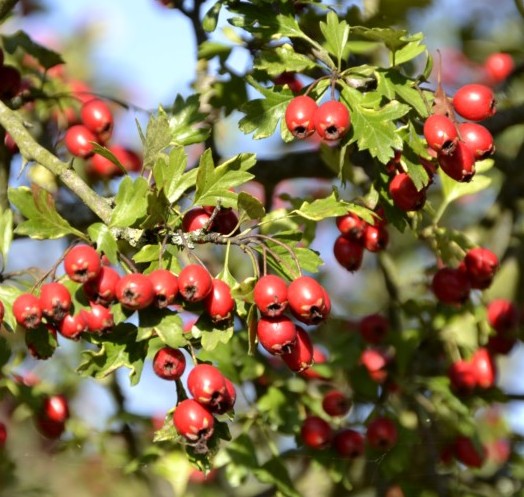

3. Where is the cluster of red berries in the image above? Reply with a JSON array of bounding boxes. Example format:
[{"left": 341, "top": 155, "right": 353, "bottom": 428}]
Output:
[
  {"left": 253, "top": 274, "right": 330, "bottom": 373},
  {"left": 182, "top": 206, "right": 239, "bottom": 235},
  {"left": 431, "top": 246, "right": 499, "bottom": 306},
  {"left": 0, "top": 49, "right": 22, "bottom": 101},
  {"left": 333, "top": 208, "right": 389, "bottom": 271},
  {"left": 285, "top": 95, "right": 351, "bottom": 141},
  {"left": 424, "top": 83, "right": 496, "bottom": 182}
]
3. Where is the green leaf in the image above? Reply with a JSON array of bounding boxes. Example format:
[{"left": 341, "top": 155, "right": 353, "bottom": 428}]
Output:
[
  {"left": 293, "top": 191, "right": 350, "bottom": 221},
  {"left": 229, "top": 8, "right": 304, "bottom": 40},
  {"left": 194, "top": 150, "right": 256, "bottom": 208},
  {"left": 209, "top": 75, "right": 248, "bottom": 117},
  {"left": 0, "top": 208, "right": 13, "bottom": 265},
  {"left": 2, "top": 30, "right": 63, "bottom": 70},
  {"left": 25, "top": 323, "right": 58, "bottom": 360},
  {"left": 166, "top": 95, "right": 210, "bottom": 146},
  {"left": 141, "top": 112, "right": 172, "bottom": 170},
  {"left": 440, "top": 172, "right": 492, "bottom": 207},
  {"left": 202, "top": 0, "right": 223, "bottom": 33},
  {"left": 90, "top": 143, "right": 127, "bottom": 175},
  {"left": 138, "top": 308, "right": 188, "bottom": 348},
  {"left": 132, "top": 244, "right": 160, "bottom": 264},
  {"left": 257, "top": 387, "right": 301, "bottom": 435},
  {"left": 237, "top": 191, "right": 265, "bottom": 220},
  {"left": 9, "top": 186, "right": 85, "bottom": 240},
  {"left": 239, "top": 77, "right": 292, "bottom": 139},
  {"left": 378, "top": 69, "right": 429, "bottom": 118},
  {"left": 319, "top": 11, "right": 350, "bottom": 67},
  {"left": 110, "top": 176, "right": 150, "bottom": 228},
  {"left": 352, "top": 26, "right": 421, "bottom": 55},
  {"left": 198, "top": 41, "right": 232, "bottom": 63},
  {"left": 192, "top": 315, "right": 234, "bottom": 351},
  {"left": 254, "top": 44, "right": 317, "bottom": 77},
  {"left": 0, "top": 285, "right": 23, "bottom": 332},
  {"left": 153, "top": 146, "right": 197, "bottom": 204},
  {"left": 0, "top": 336, "right": 10, "bottom": 369},
  {"left": 88, "top": 222, "right": 119, "bottom": 265},
  {"left": 391, "top": 34, "right": 426, "bottom": 65},
  {"left": 77, "top": 323, "right": 147, "bottom": 386}
]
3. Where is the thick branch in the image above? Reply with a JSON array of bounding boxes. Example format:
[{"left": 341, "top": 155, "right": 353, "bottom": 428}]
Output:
[{"left": 0, "top": 100, "right": 113, "bottom": 224}]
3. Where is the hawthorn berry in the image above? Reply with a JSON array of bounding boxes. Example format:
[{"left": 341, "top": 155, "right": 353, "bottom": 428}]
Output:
[
  {"left": 36, "top": 394, "right": 69, "bottom": 439},
  {"left": 182, "top": 207, "right": 211, "bottom": 232},
  {"left": 116, "top": 273, "right": 155, "bottom": 310},
  {"left": 362, "top": 223, "right": 389, "bottom": 252},
  {"left": 300, "top": 416, "right": 333, "bottom": 449},
  {"left": 287, "top": 276, "right": 329, "bottom": 325},
  {"left": 454, "top": 436, "right": 486, "bottom": 468},
  {"left": 80, "top": 98, "right": 114, "bottom": 141},
  {"left": 203, "top": 279, "right": 235, "bottom": 324},
  {"left": 322, "top": 390, "right": 351, "bottom": 417},
  {"left": 153, "top": 347, "right": 186, "bottom": 380},
  {"left": 83, "top": 304, "right": 114, "bottom": 333},
  {"left": 333, "top": 235, "right": 364, "bottom": 272},
  {"left": 389, "top": 173, "right": 427, "bottom": 211},
  {"left": 448, "top": 360, "right": 477, "bottom": 395},
  {"left": 281, "top": 326, "right": 314, "bottom": 373},
  {"left": 432, "top": 267, "right": 471, "bottom": 305},
  {"left": 172, "top": 399, "right": 215, "bottom": 442},
  {"left": 274, "top": 72, "right": 303, "bottom": 94},
  {"left": 187, "top": 364, "right": 228, "bottom": 410},
  {"left": 359, "top": 313, "right": 389, "bottom": 344},
  {"left": 299, "top": 346, "right": 329, "bottom": 380},
  {"left": 39, "top": 282, "right": 72, "bottom": 322},
  {"left": 366, "top": 416, "right": 398, "bottom": 450},
  {"left": 284, "top": 95, "right": 318, "bottom": 138},
  {"left": 463, "top": 247, "right": 499, "bottom": 289},
  {"left": 423, "top": 114, "right": 458, "bottom": 154},
  {"left": 314, "top": 100, "right": 351, "bottom": 141},
  {"left": 438, "top": 141, "right": 476, "bottom": 182},
  {"left": 0, "top": 422, "right": 6, "bottom": 448},
  {"left": 83, "top": 265, "right": 121, "bottom": 306},
  {"left": 148, "top": 269, "right": 179, "bottom": 308},
  {"left": 458, "top": 122, "right": 494, "bottom": 160},
  {"left": 484, "top": 52, "right": 514, "bottom": 83},
  {"left": 210, "top": 378, "right": 237, "bottom": 415},
  {"left": 64, "top": 124, "right": 98, "bottom": 159},
  {"left": 471, "top": 348, "right": 496, "bottom": 389},
  {"left": 89, "top": 151, "right": 122, "bottom": 179},
  {"left": 257, "top": 315, "right": 297, "bottom": 355},
  {"left": 57, "top": 313, "right": 87, "bottom": 340},
  {"left": 64, "top": 245, "right": 102, "bottom": 283},
  {"left": 13, "top": 293, "right": 42, "bottom": 329},
  {"left": 487, "top": 299, "right": 519, "bottom": 334},
  {"left": 360, "top": 348, "right": 390, "bottom": 383},
  {"left": 253, "top": 274, "right": 288, "bottom": 317},
  {"left": 178, "top": 264, "right": 213, "bottom": 303},
  {"left": 333, "top": 429, "right": 365, "bottom": 458},
  {"left": 336, "top": 212, "right": 366, "bottom": 241},
  {"left": 453, "top": 83, "right": 496, "bottom": 121}
]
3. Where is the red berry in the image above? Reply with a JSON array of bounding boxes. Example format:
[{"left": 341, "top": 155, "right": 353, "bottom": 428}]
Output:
[
  {"left": 454, "top": 436, "right": 486, "bottom": 468},
  {"left": 116, "top": 273, "right": 155, "bottom": 310},
  {"left": 471, "top": 348, "right": 496, "bottom": 389},
  {"left": 83, "top": 304, "right": 114, "bottom": 333},
  {"left": 153, "top": 347, "right": 186, "bottom": 380},
  {"left": 172, "top": 399, "right": 215, "bottom": 441},
  {"left": 449, "top": 360, "right": 477, "bottom": 395},
  {"left": 203, "top": 278, "right": 235, "bottom": 324},
  {"left": 484, "top": 52, "right": 514, "bottom": 83},
  {"left": 210, "top": 378, "right": 237, "bottom": 415},
  {"left": 314, "top": 100, "right": 351, "bottom": 141},
  {"left": 431, "top": 267, "right": 471, "bottom": 305},
  {"left": 39, "top": 282, "right": 72, "bottom": 322},
  {"left": 287, "top": 276, "right": 329, "bottom": 325},
  {"left": 257, "top": 315, "right": 297, "bottom": 355},
  {"left": 336, "top": 212, "right": 366, "bottom": 241},
  {"left": 13, "top": 293, "right": 42, "bottom": 329},
  {"left": 274, "top": 72, "right": 303, "bottom": 94},
  {"left": 453, "top": 84, "right": 496, "bottom": 121},
  {"left": 438, "top": 141, "right": 476, "bottom": 182},
  {"left": 57, "top": 313, "right": 87, "bottom": 340},
  {"left": 64, "top": 245, "right": 101, "bottom": 283},
  {"left": 300, "top": 415, "right": 332, "bottom": 449},
  {"left": 299, "top": 346, "right": 329, "bottom": 380},
  {"left": 0, "top": 422, "right": 6, "bottom": 448},
  {"left": 487, "top": 299, "right": 519, "bottom": 334},
  {"left": 0, "top": 299, "right": 4, "bottom": 324},
  {"left": 64, "top": 124, "right": 98, "bottom": 159},
  {"left": 187, "top": 364, "right": 227, "bottom": 410},
  {"left": 178, "top": 264, "right": 213, "bottom": 303},
  {"left": 322, "top": 390, "right": 351, "bottom": 417},
  {"left": 360, "top": 348, "right": 390, "bottom": 383},
  {"left": 423, "top": 114, "right": 459, "bottom": 154},
  {"left": 281, "top": 326, "right": 314, "bottom": 373},
  {"left": 182, "top": 207, "right": 211, "bottom": 232},
  {"left": 458, "top": 123, "right": 494, "bottom": 160},
  {"left": 80, "top": 99, "right": 114, "bottom": 140},
  {"left": 362, "top": 223, "right": 389, "bottom": 252},
  {"left": 359, "top": 313, "right": 389, "bottom": 344},
  {"left": 148, "top": 269, "right": 179, "bottom": 309},
  {"left": 253, "top": 274, "right": 288, "bottom": 317},
  {"left": 36, "top": 394, "right": 69, "bottom": 439},
  {"left": 366, "top": 417, "right": 398, "bottom": 450},
  {"left": 285, "top": 95, "right": 318, "bottom": 139},
  {"left": 333, "top": 429, "right": 365, "bottom": 458},
  {"left": 0, "top": 65, "right": 22, "bottom": 100},
  {"left": 388, "top": 173, "right": 427, "bottom": 211},
  {"left": 89, "top": 152, "right": 122, "bottom": 179},
  {"left": 333, "top": 235, "right": 364, "bottom": 271},
  {"left": 83, "top": 265, "right": 121, "bottom": 306},
  {"left": 211, "top": 207, "right": 239, "bottom": 235},
  {"left": 463, "top": 247, "right": 499, "bottom": 289}
]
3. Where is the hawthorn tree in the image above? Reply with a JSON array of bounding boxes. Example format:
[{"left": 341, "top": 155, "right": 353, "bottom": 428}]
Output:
[{"left": 0, "top": 0, "right": 523, "bottom": 496}]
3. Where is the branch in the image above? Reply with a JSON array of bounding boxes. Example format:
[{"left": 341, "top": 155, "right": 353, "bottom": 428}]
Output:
[
  {"left": 0, "top": 0, "right": 18, "bottom": 21},
  {"left": 0, "top": 100, "right": 113, "bottom": 224}
]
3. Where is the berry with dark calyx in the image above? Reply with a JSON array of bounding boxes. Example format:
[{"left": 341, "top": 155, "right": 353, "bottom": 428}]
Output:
[
  {"left": 487, "top": 299, "right": 519, "bottom": 335},
  {"left": 83, "top": 304, "right": 114, "bottom": 334},
  {"left": 452, "top": 84, "right": 496, "bottom": 121},
  {"left": 463, "top": 247, "right": 499, "bottom": 289},
  {"left": 300, "top": 415, "right": 333, "bottom": 449},
  {"left": 0, "top": 65, "right": 22, "bottom": 100},
  {"left": 116, "top": 273, "right": 155, "bottom": 311},
  {"left": 448, "top": 360, "right": 477, "bottom": 395},
  {"left": 148, "top": 269, "right": 179, "bottom": 309},
  {"left": 363, "top": 223, "right": 389, "bottom": 252},
  {"left": 39, "top": 282, "right": 72, "bottom": 322},
  {"left": 64, "top": 245, "right": 102, "bottom": 283},
  {"left": 454, "top": 436, "right": 486, "bottom": 468},
  {"left": 153, "top": 347, "right": 186, "bottom": 380},
  {"left": 178, "top": 264, "right": 213, "bottom": 303},
  {"left": 182, "top": 207, "right": 211, "bottom": 232},
  {"left": 210, "top": 378, "right": 236, "bottom": 414},
  {"left": 83, "top": 265, "right": 121, "bottom": 307},
  {"left": 80, "top": 98, "right": 114, "bottom": 141},
  {"left": 253, "top": 274, "right": 288, "bottom": 317},
  {"left": 172, "top": 399, "right": 215, "bottom": 442},
  {"left": 471, "top": 348, "right": 496, "bottom": 389},
  {"left": 187, "top": 363, "right": 228, "bottom": 410},
  {"left": 285, "top": 95, "right": 318, "bottom": 139},
  {"left": 458, "top": 123, "right": 494, "bottom": 160},
  {"left": 203, "top": 279, "right": 235, "bottom": 324},
  {"left": 366, "top": 416, "right": 398, "bottom": 451},
  {"left": 281, "top": 326, "right": 314, "bottom": 373},
  {"left": 314, "top": 100, "right": 351, "bottom": 141},
  {"left": 388, "top": 173, "right": 427, "bottom": 212},
  {"left": 360, "top": 348, "right": 390, "bottom": 383},
  {"left": 359, "top": 313, "right": 389, "bottom": 344},
  {"left": 438, "top": 141, "right": 476, "bottom": 182},
  {"left": 57, "top": 313, "right": 87, "bottom": 340},
  {"left": 333, "top": 235, "right": 364, "bottom": 272},
  {"left": 13, "top": 293, "right": 42, "bottom": 329},
  {"left": 333, "top": 429, "right": 365, "bottom": 458},
  {"left": 484, "top": 52, "right": 514, "bottom": 83},
  {"left": 322, "top": 390, "right": 351, "bottom": 417},
  {"left": 423, "top": 114, "right": 459, "bottom": 154},
  {"left": 64, "top": 124, "right": 98, "bottom": 159},
  {"left": 287, "top": 276, "right": 329, "bottom": 325},
  {"left": 257, "top": 315, "right": 297, "bottom": 355},
  {"left": 336, "top": 212, "right": 366, "bottom": 241},
  {"left": 431, "top": 267, "right": 471, "bottom": 305}
]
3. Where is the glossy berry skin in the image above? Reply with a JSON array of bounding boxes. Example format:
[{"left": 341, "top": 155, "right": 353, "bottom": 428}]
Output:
[
  {"left": 431, "top": 267, "right": 471, "bottom": 305},
  {"left": 484, "top": 53, "right": 514, "bottom": 83},
  {"left": 333, "top": 235, "right": 364, "bottom": 272},
  {"left": 253, "top": 274, "right": 288, "bottom": 317},
  {"left": 366, "top": 417, "right": 398, "bottom": 451},
  {"left": 13, "top": 293, "right": 42, "bottom": 329},
  {"left": 80, "top": 99, "right": 114, "bottom": 140},
  {"left": 153, "top": 347, "right": 186, "bottom": 380},
  {"left": 452, "top": 84, "right": 496, "bottom": 121},
  {"left": 458, "top": 123, "right": 494, "bottom": 160},
  {"left": 210, "top": 207, "right": 239, "bottom": 235},
  {"left": 322, "top": 390, "right": 351, "bottom": 417},
  {"left": 57, "top": 313, "right": 87, "bottom": 340},
  {"left": 471, "top": 348, "right": 496, "bottom": 389},
  {"left": 281, "top": 326, "right": 314, "bottom": 373},
  {"left": 178, "top": 264, "right": 213, "bottom": 303},
  {"left": 284, "top": 95, "right": 318, "bottom": 139},
  {"left": 182, "top": 207, "right": 211, "bottom": 232},
  {"left": 424, "top": 114, "right": 458, "bottom": 154},
  {"left": 257, "top": 315, "right": 297, "bottom": 355},
  {"left": 287, "top": 276, "right": 329, "bottom": 325},
  {"left": 39, "top": 282, "right": 72, "bottom": 322},
  {"left": 333, "top": 429, "right": 365, "bottom": 458},
  {"left": 336, "top": 212, "right": 366, "bottom": 241},
  {"left": 449, "top": 360, "right": 477, "bottom": 395},
  {"left": 463, "top": 247, "right": 499, "bottom": 289},
  {"left": 389, "top": 173, "right": 427, "bottom": 211},
  {"left": 362, "top": 224, "right": 389, "bottom": 252},
  {"left": 487, "top": 299, "right": 519, "bottom": 334},
  {"left": 300, "top": 416, "right": 333, "bottom": 449},
  {"left": 172, "top": 399, "right": 215, "bottom": 442},
  {"left": 203, "top": 279, "right": 235, "bottom": 324},
  {"left": 64, "top": 245, "right": 101, "bottom": 283},
  {"left": 116, "top": 273, "right": 155, "bottom": 310},
  {"left": 314, "top": 100, "right": 351, "bottom": 141},
  {"left": 36, "top": 394, "right": 69, "bottom": 439},
  {"left": 454, "top": 436, "right": 486, "bottom": 468},
  {"left": 83, "top": 304, "right": 114, "bottom": 333},
  {"left": 89, "top": 152, "right": 121, "bottom": 179},
  {"left": 438, "top": 141, "right": 476, "bottom": 182},
  {"left": 64, "top": 124, "right": 98, "bottom": 159},
  {"left": 148, "top": 269, "right": 179, "bottom": 308},
  {"left": 359, "top": 313, "right": 389, "bottom": 344},
  {"left": 83, "top": 265, "right": 121, "bottom": 307},
  {"left": 187, "top": 364, "right": 228, "bottom": 410}
]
